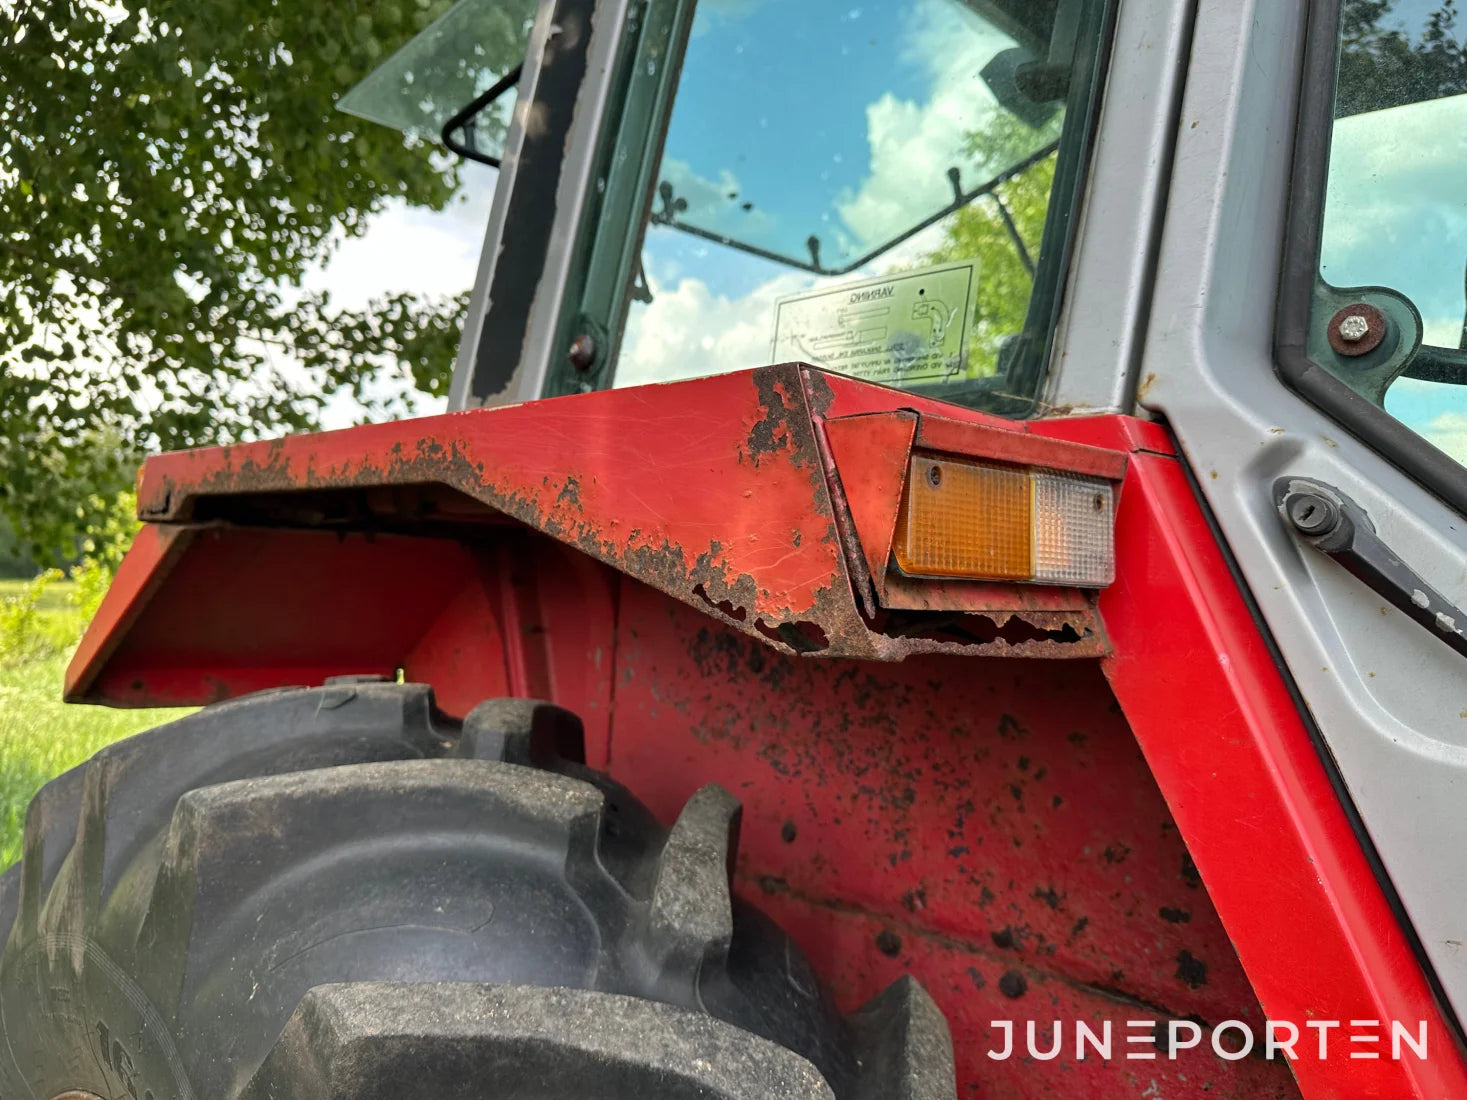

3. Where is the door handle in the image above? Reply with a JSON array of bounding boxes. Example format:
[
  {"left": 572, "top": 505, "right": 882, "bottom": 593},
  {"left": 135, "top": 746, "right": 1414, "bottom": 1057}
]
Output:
[{"left": 1275, "top": 476, "right": 1467, "bottom": 662}]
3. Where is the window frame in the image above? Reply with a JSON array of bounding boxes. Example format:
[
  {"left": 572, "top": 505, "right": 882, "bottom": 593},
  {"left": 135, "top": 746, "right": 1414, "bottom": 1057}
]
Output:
[
  {"left": 1275, "top": 0, "right": 1467, "bottom": 518},
  {"left": 539, "top": 0, "right": 1121, "bottom": 413}
]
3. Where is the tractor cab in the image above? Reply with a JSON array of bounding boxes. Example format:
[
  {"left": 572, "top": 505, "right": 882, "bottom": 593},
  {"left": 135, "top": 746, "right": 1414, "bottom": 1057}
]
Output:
[
  {"left": 341, "top": 0, "right": 1111, "bottom": 416},
  {"left": 17, "top": 2, "right": 1467, "bottom": 1099}
]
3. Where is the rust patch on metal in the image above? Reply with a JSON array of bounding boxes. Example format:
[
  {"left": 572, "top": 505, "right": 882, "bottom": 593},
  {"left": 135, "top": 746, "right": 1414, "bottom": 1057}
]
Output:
[
  {"left": 865, "top": 608, "right": 1108, "bottom": 660},
  {"left": 799, "top": 364, "right": 837, "bottom": 417},
  {"left": 124, "top": 366, "right": 1110, "bottom": 667},
  {"left": 748, "top": 369, "right": 801, "bottom": 463},
  {"left": 879, "top": 573, "right": 1095, "bottom": 614}
]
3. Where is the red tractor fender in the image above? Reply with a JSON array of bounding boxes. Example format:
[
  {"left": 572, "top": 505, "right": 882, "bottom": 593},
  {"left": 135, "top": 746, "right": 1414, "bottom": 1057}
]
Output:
[
  {"left": 66, "top": 364, "right": 1467, "bottom": 1098},
  {"left": 70, "top": 363, "right": 1129, "bottom": 708}
]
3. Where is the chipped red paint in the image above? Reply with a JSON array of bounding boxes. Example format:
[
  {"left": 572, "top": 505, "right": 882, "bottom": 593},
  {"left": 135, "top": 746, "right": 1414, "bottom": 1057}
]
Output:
[
  {"left": 878, "top": 573, "right": 1096, "bottom": 616},
  {"left": 914, "top": 409, "right": 1130, "bottom": 480},
  {"left": 70, "top": 366, "right": 1124, "bottom": 703},
  {"left": 135, "top": 366, "right": 848, "bottom": 640},
  {"left": 1090, "top": 450, "right": 1467, "bottom": 1100},
  {"left": 607, "top": 580, "right": 1296, "bottom": 1098}
]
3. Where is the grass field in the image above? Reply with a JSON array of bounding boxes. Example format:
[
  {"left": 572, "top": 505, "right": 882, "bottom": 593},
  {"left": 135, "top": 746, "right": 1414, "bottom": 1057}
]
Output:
[{"left": 0, "top": 578, "right": 189, "bottom": 868}]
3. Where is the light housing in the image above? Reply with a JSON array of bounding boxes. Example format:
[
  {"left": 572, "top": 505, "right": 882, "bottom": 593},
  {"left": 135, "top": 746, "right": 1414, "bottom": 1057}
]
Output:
[{"left": 892, "top": 454, "right": 1115, "bottom": 587}]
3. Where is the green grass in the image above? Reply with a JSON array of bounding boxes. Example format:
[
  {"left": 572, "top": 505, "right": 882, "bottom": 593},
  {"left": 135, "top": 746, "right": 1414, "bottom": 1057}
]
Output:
[{"left": 0, "top": 579, "right": 190, "bottom": 868}]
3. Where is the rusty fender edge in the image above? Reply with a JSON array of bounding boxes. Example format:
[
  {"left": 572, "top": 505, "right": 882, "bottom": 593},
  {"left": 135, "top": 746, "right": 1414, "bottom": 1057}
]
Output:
[{"left": 68, "top": 366, "right": 1115, "bottom": 706}]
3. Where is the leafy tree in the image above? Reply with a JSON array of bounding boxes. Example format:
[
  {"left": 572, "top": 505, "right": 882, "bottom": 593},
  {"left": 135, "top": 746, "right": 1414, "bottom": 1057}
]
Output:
[
  {"left": 1338, "top": 0, "right": 1467, "bottom": 116},
  {"left": 1, "top": 0, "right": 531, "bottom": 562},
  {"left": 923, "top": 113, "right": 1059, "bottom": 378}
]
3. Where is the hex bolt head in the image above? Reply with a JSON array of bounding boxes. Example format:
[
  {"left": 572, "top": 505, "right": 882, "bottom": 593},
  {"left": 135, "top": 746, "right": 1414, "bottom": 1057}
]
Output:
[
  {"left": 1337, "top": 314, "right": 1370, "bottom": 342},
  {"left": 1326, "top": 303, "right": 1387, "bottom": 356},
  {"left": 567, "top": 333, "right": 597, "bottom": 372},
  {"left": 1286, "top": 492, "right": 1341, "bottom": 536}
]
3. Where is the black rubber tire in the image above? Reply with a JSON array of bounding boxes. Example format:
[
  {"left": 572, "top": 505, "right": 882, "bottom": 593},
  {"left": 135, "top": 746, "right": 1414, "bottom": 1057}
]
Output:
[{"left": 0, "top": 683, "right": 955, "bottom": 1099}]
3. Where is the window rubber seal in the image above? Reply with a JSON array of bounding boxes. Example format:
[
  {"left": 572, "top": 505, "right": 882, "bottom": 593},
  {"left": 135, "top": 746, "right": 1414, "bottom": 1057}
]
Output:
[
  {"left": 468, "top": 0, "right": 600, "bottom": 402},
  {"left": 1274, "top": 0, "right": 1467, "bottom": 519}
]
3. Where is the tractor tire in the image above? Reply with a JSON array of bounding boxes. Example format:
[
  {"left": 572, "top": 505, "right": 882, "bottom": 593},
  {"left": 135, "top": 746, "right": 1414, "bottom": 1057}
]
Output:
[{"left": 0, "top": 683, "right": 955, "bottom": 1100}]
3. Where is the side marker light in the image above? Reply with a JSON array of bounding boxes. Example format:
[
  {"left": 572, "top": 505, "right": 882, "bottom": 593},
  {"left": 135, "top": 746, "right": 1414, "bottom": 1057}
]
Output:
[{"left": 891, "top": 454, "right": 1115, "bottom": 587}]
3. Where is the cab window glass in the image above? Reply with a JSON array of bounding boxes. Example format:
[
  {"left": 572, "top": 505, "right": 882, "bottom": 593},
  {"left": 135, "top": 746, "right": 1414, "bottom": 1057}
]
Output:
[
  {"left": 1317, "top": 0, "right": 1467, "bottom": 461},
  {"left": 607, "top": 0, "right": 1108, "bottom": 416}
]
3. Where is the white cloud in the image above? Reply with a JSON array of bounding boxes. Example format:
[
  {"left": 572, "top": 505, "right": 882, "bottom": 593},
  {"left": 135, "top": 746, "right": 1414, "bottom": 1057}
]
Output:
[
  {"left": 1422, "top": 410, "right": 1467, "bottom": 464},
  {"left": 303, "top": 162, "right": 497, "bottom": 310},
  {"left": 615, "top": 268, "right": 807, "bottom": 387},
  {"left": 1323, "top": 94, "right": 1467, "bottom": 322},
  {"left": 834, "top": 0, "right": 1013, "bottom": 249},
  {"left": 658, "top": 157, "right": 775, "bottom": 240},
  {"left": 1326, "top": 95, "right": 1467, "bottom": 254},
  {"left": 1423, "top": 315, "right": 1465, "bottom": 349}
]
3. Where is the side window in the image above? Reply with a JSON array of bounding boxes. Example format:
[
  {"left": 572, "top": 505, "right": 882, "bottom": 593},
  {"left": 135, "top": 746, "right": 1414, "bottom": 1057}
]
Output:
[
  {"left": 570, "top": 0, "right": 1114, "bottom": 418},
  {"left": 1309, "top": 1, "right": 1467, "bottom": 463}
]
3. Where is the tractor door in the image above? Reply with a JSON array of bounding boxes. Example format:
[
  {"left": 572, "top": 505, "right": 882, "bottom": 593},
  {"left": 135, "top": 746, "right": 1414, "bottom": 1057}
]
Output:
[{"left": 1142, "top": 0, "right": 1467, "bottom": 1037}]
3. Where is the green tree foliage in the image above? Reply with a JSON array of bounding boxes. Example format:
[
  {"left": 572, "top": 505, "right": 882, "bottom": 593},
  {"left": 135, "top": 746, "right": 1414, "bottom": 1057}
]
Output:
[
  {"left": 1338, "top": 0, "right": 1467, "bottom": 116},
  {"left": 0, "top": 569, "right": 64, "bottom": 662},
  {"left": 0, "top": 0, "right": 529, "bottom": 561},
  {"left": 923, "top": 114, "right": 1059, "bottom": 378}
]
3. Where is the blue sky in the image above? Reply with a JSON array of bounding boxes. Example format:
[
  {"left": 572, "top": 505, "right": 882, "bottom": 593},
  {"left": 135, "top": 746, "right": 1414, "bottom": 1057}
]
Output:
[
  {"left": 1379, "top": 0, "right": 1461, "bottom": 36},
  {"left": 664, "top": 0, "right": 929, "bottom": 275}
]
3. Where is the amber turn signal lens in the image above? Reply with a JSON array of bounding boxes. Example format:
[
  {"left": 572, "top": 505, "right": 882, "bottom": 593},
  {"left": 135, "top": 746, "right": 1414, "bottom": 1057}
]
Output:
[{"left": 891, "top": 455, "right": 1115, "bottom": 587}]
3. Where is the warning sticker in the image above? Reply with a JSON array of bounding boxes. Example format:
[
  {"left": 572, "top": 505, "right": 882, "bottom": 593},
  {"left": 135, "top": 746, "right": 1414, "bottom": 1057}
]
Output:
[{"left": 771, "top": 260, "right": 976, "bottom": 386}]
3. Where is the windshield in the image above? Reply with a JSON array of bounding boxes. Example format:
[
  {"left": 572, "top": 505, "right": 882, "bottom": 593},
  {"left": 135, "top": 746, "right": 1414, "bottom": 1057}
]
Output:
[{"left": 602, "top": 0, "right": 1108, "bottom": 414}]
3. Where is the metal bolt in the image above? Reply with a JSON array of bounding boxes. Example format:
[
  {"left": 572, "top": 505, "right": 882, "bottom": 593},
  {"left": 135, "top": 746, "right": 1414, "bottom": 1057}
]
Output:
[
  {"left": 567, "top": 333, "right": 597, "bottom": 372},
  {"left": 1337, "top": 314, "right": 1370, "bottom": 342},
  {"left": 927, "top": 464, "right": 942, "bottom": 487},
  {"left": 1286, "top": 492, "right": 1341, "bottom": 536},
  {"left": 1326, "top": 303, "right": 1386, "bottom": 356}
]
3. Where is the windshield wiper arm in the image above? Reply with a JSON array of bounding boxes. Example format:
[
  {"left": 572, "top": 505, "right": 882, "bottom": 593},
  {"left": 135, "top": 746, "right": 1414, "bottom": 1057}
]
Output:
[{"left": 647, "top": 139, "right": 1060, "bottom": 278}]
